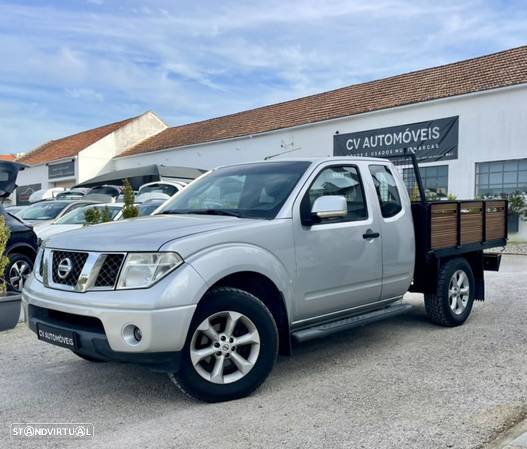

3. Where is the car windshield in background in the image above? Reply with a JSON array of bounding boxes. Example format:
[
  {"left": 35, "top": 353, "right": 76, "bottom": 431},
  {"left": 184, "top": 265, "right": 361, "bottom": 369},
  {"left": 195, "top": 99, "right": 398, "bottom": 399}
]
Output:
[
  {"left": 159, "top": 161, "right": 311, "bottom": 219},
  {"left": 89, "top": 186, "right": 120, "bottom": 197},
  {"left": 55, "top": 205, "right": 121, "bottom": 224},
  {"left": 16, "top": 201, "right": 70, "bottom": 220},
  {"left": 137, "top": 202, "right": 163, "bottom": 216},
  {"left": 139, "top": 184, "right": 179, "bottom": 196}
]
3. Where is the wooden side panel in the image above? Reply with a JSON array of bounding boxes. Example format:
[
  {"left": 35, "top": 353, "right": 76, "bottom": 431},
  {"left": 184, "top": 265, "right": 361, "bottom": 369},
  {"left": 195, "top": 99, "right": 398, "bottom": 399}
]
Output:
[
  {"left": 431, "top": 203, "right": 457, "bottom": 249},
  {"left": 486, "top": 200, "right": 507, "bottom": 241},
  {"left": 460, "top": 201, "right": 483, "bottom": 245}
]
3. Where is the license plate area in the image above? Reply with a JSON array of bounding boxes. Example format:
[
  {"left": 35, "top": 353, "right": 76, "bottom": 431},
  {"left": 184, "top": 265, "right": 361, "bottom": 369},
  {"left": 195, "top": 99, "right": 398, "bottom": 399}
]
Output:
[{"left": 37, "top": 323, "right": 78, "bottom": 350}]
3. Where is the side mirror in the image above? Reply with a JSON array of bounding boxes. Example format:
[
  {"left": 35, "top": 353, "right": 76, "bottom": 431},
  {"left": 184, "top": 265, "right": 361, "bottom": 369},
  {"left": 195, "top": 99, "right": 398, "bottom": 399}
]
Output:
[{"left": 311, "top": 195, "right": 347, "bottom": 220}]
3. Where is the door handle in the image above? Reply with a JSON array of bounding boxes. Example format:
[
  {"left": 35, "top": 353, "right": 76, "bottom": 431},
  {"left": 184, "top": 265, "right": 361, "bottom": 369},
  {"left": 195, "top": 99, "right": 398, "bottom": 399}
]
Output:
[{"left": 363, "top": 230, "right": 380, "bottom": 239}]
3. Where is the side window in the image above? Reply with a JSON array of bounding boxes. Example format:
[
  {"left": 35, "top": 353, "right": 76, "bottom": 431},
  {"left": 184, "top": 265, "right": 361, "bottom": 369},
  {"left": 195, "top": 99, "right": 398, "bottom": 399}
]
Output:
[
  {"left": 369, "top": 165, "right": 403, "bottom": 218},
  {"left": 303, "top": 165, "right": 368, "bottom": 222}
]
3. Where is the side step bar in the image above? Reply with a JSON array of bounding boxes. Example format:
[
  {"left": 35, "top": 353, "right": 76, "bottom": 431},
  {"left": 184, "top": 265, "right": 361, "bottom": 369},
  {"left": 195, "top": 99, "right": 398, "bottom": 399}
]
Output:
[{"left": 291, "top": 303, "right": 412, "bottom": 343}]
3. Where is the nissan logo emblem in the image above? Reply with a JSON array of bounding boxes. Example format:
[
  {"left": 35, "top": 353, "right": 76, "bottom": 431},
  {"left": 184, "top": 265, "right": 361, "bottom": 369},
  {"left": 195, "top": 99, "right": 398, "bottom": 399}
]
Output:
[{"left": 57, "top": 257, "right": 73, "bottom": 279}]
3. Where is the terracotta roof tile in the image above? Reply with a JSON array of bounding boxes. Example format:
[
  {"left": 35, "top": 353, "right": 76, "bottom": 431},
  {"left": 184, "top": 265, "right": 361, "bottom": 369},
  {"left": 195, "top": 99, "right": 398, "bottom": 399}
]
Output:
[
  {"left": 18, "top": 116, "right": 139, "bottom": 165},
  {"left": 0, "top": 154, "right": 17, "bottom": 161},
  {"left": 119, "top": 45, "right": 527, "bottom": 158}
]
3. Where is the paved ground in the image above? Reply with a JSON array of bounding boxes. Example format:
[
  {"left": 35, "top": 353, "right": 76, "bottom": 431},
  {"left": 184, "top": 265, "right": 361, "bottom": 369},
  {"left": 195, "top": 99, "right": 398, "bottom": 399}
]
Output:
[{"left": 1, "top": 256, "right": 526, "bottom": 449}]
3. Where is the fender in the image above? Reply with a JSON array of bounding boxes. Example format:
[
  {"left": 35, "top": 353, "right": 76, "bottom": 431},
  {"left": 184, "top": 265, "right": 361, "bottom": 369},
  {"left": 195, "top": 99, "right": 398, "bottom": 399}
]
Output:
[
  {"left": 6, "top": 242, "right": 37, "bottom": 257},
  {"left": 183, "top": 243, "right": 294, "bottom": 315}
]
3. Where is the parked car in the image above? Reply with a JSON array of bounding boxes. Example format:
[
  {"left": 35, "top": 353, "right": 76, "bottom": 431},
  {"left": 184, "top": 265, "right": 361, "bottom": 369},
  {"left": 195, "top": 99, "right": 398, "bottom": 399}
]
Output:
[
  {"left": 136, "top": 199, "right": 166, "bottom": 216},
  {"left": 35, "top": 204, "right": 124, "bottom": 242},
  {"left": 28, "top": 187, "right": 65, "bottom": 203},
  {"left": 16, "top": 200, "right": 101, "bottom": 226},
  {"left": 22, "top": 157, "right": 507, "bottom": 402},
  {"left": 35, "top": 200, "right": 161, "bottom": 242},
  {"left": 84, "top": 185, "right": 122, "bottom": 203},
  {"left": 55, "top": 188, "right": 91, "bottom": 200},
  {"left": 0, "top": 161, "right": 38, "bottom": 292},
  {"left": 5, "top": 205, "right": 27, "bottom": 215},
  {"left": 136, "top": 181, "right": 187, "bottom": 203}
]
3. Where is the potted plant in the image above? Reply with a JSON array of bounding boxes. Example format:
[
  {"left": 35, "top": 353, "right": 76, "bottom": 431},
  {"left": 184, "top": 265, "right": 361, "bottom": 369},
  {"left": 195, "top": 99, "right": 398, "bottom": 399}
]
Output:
[
  {"left": 507, "top": 192, "right": 526, "bottom": 234},
  {"left": 0, "top": 214, "right": 22, "bottom": 331}
]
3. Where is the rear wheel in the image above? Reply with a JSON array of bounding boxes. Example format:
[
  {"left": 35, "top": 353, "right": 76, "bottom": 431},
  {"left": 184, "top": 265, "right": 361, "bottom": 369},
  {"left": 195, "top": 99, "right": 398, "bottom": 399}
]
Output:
[
  {"left": 170, "top": 287, "right": 278, "bottom": 402},
  {"left": 424, "top": 257, "right": 475, "bottom": 326}
]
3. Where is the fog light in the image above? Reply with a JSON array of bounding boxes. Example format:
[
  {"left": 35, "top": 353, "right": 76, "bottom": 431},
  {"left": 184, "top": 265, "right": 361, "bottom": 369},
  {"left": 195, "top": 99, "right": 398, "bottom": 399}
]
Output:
[
  {"left": 123, "top": 324, "right": 143, "bottom": 346},
  {"left": 133, "top": 326, "right": 142, "bottom": 342}
]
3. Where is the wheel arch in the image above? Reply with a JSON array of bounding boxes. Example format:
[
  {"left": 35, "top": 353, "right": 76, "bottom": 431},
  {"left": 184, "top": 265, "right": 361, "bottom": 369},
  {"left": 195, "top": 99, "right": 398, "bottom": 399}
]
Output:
[
  {"left": 6, "top": 243, "right": 37, "bottom": 261},
  {"left": 201, "top": 271, "right": 292, "bottom": 356}
]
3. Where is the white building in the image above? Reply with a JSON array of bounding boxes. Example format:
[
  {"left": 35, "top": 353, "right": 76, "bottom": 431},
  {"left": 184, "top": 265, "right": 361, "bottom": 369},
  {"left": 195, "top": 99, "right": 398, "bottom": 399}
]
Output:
[
  {"left": 16, "top": 46, "right": 527, "bottom": 239},
  {"left": 108, "top": 46, "right": 527, "bottom": 239},
  {"left": 15, "top": 112, "right": 166, "bottom": 204}
]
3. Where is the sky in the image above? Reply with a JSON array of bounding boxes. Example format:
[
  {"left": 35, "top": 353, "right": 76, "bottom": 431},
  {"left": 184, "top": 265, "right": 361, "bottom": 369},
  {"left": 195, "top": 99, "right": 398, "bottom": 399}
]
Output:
[{"left": 1, "top": 0, "right": 527, "bottom": 154}]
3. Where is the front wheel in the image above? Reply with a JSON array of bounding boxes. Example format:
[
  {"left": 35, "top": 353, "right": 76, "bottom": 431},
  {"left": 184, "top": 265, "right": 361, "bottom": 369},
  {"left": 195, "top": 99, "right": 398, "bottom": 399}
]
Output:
[
  {"left": 6, "top": 254, "right": 34, "bottom": 292},
  {"left": 170, "top": 287, "right": 278, "bottom": 402},
  {"left": 424, "top": 257, "right": 475, "bottom": 326}
]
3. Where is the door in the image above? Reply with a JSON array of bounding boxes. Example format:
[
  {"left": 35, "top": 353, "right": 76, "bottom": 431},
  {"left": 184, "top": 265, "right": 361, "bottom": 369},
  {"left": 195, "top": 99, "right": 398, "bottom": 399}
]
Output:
[
  {"left": 292, "top": 164, "right": 382, "bottom": 323},
  {"left": 368, "top": 164, "right": 414, "bottom": 300}
]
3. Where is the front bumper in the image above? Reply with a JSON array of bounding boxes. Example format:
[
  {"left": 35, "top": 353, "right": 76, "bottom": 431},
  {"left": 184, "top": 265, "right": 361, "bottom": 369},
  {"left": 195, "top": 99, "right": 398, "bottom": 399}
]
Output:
[
  {"left": 22, "top": 272, "right": 199, "bottom": 371},
  {"left": 27, "top": 304, "right": 182, "bottom": 372}
]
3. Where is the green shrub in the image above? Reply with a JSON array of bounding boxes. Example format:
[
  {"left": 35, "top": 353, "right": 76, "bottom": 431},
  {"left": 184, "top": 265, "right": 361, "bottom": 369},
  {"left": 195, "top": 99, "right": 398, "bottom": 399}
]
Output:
[
  {"left": 84, "top": 207, "right": 101, "bottom": 225},
  {"left": 0, "top": 216, "right": 11, "bottom": 293},
  {"left": 100, "top": 206, "right": 112, "bottom": 223},
  {"left": 121, "top": 179, "right": 138, "bottom": 219}
]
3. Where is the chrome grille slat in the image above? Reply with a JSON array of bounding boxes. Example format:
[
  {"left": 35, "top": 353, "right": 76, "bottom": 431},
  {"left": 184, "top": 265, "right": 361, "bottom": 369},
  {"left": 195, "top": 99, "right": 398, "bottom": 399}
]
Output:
[
  {"left": 51, "top": 251, "right": 88, "bottom": 286},
  {"left": 45, "top": 250, "right": 126, "bottom": 292}
]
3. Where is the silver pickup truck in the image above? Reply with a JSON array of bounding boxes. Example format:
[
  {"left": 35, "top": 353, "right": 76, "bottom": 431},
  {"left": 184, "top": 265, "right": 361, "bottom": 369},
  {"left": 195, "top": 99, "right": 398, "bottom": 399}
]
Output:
[{"left": 23, "top": 157, "right": 507, "bottom": 402}]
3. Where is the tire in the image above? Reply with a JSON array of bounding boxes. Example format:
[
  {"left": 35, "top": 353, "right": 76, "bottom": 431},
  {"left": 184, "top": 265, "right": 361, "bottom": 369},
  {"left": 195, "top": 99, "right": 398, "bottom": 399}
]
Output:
[
  {"left": 6, "top": 253, "right": 34, "bottom": 292},
  {"left": 170, "top": 287, "right": 278, "bottom": 403},
  {"left": 424, "top": 257, "right": 475, "bottom": 327},
  {"left": 72, "top": 351, "right": 107, "bottom": 363}
]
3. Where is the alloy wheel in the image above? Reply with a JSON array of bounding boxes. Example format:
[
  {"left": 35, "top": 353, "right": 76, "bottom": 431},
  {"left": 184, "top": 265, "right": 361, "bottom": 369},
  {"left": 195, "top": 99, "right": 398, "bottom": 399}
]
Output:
[
  {"left": 9, "top": 260, "right": 31, "bottom": 292},
  {"left": 190, "top": 311, "right": 261, "bottom": 384},
  {"left": 448, "top": 269, "right": 470, "bottom": 315}
]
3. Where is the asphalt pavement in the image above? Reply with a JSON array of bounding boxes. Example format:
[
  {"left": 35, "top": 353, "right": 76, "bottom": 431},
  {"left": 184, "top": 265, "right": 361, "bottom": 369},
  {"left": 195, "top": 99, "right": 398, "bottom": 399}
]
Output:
[{"left": 1, "top": 255, "right": 526, "bottom": 449}]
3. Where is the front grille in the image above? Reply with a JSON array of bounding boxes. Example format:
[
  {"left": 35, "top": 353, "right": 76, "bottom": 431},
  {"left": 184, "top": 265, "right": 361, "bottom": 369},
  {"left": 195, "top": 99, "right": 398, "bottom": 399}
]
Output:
[
  {"left": 95, "top": 254, "right": 125, "bottom": 288},
  {"left": 51, "top": 251, "right": 88, "bottom": 287}
]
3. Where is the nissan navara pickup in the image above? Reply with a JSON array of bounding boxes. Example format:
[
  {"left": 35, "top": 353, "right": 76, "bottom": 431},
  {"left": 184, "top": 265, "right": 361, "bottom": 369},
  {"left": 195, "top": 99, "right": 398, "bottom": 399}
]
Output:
[{"left": 23, "top": 157, "right": 507, "bottom": 402}]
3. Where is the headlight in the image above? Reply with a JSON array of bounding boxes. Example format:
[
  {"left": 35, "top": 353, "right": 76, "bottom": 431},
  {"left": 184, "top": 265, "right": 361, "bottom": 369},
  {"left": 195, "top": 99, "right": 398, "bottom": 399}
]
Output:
[{"left": 116, "top": 252, "right": 183, "bottom": 289}]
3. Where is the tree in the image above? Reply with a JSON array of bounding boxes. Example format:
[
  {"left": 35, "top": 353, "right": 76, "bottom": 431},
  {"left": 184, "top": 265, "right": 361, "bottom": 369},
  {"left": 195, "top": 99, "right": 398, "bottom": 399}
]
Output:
[
  {"left": 84, "top": 207, "right": 101, "bottom": 225},
  {"left": 0, "top": 216, "right": 11, "bottom": 293},
  {"left": 100, "top": 206, "right": 112, "bottom": 223},
  {"left": 121, "top": 179, "right": 138, "bottom": 219}
]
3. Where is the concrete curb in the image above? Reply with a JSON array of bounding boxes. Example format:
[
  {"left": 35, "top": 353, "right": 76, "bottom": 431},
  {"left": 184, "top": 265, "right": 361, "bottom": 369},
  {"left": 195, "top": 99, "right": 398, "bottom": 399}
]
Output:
[{"left": 483, "top": 418, "right": 527, "bottom": 449}]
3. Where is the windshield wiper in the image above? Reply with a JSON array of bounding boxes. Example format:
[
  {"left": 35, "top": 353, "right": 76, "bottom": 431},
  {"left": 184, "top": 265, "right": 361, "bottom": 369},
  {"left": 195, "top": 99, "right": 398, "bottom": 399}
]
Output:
[{"left": 161, "top": 209, "right": 241, "bottom": 218}]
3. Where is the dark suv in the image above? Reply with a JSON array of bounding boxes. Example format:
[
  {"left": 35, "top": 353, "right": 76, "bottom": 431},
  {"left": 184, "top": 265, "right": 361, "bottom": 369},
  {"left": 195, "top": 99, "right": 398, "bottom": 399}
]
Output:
[{"left": 0, "top": 162, "right": 38, "bottom": 292}]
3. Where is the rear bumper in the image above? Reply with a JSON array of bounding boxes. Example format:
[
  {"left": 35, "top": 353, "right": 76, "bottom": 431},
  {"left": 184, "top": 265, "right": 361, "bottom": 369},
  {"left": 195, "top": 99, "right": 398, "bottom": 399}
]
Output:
[{"left": 27, "top": 304, "right": 182, "bottom": 372}]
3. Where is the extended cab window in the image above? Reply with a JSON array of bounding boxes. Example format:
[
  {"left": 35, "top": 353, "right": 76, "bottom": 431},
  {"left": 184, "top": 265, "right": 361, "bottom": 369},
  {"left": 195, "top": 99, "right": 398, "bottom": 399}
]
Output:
[
  {"left": 369, "top": 165, "right": 403, "bottom": 218},
  {"left": 303, "top": 165, "right": 368, "bottom": 222}
]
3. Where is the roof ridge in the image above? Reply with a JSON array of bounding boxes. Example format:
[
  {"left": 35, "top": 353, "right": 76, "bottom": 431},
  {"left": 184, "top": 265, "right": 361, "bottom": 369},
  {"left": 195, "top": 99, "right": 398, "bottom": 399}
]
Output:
[{"left": 163, "top": 45, "right": 527, "bottom": 132}]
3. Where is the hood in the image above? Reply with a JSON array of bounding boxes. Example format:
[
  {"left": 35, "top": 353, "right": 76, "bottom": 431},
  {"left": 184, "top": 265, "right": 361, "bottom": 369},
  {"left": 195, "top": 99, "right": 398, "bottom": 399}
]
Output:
[
  {"left": 35, "top": 223, "right": 80, "bottom": 241},
  {"left": 44, "top": 214, "right": 244, "bottom": 252}
]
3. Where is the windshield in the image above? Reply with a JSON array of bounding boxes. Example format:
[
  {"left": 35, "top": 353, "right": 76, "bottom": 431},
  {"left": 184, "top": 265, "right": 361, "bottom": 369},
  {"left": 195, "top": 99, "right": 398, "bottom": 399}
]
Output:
[
  {"left": 89, "top": 186, "right": 120, "bottom": 197},
  {"left": 55, "top": 205, "right": 121, "bottom": 224},
  {"left": 17, "top": 201, "right": 70, "bottom": 221},
  {"left": 139, "top": 184, "right": 179, "bottom": 196},
  {"left": 158, "top": 161, "right": 311, "bottom": 219},
  {"left": 56, "top": 192, "right": 85, "bottom": 200},
  {"left": 137, "top": 202, "right": 163, "bottom": 216}
]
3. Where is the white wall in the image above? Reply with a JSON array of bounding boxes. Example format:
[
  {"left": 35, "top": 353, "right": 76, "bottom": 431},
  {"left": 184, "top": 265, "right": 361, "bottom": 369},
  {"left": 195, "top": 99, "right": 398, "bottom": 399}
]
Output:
[
  {"left": 114, "top": 85, "right": 527, "bottom": 200},
  {"left": 113, "top": 84, "right": 527, "bottom": 239},
  {"left": 79, "top": 111, "right": 167, "bottom": 181}
]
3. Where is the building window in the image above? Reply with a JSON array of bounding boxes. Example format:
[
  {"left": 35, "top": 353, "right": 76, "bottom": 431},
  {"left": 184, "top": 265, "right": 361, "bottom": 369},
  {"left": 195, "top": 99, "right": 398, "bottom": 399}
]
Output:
[
  {"left": 403, "top": 165, "right": 448, "bottom": 200},
  {"left": 476, "top": 159, "right": 527, "bottom": 197}
]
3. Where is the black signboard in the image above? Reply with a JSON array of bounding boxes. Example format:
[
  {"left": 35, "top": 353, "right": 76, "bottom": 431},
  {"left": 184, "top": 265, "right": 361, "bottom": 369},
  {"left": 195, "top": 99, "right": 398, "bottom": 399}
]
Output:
[
  {"left": 48, "top": 160, "right": 75, "bottom": 179},
  {"left": 334, "top": 116, "right": 459, "bottom": 163},
  {"left": 16, "top": 183, "right": 41, "bottom": 205}
]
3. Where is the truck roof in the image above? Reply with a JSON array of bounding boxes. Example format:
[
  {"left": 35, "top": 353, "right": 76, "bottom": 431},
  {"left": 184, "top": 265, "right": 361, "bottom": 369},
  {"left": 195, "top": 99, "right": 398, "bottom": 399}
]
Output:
[{"left": 216, "top": 156, "right": 391, "bottom": 170}]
